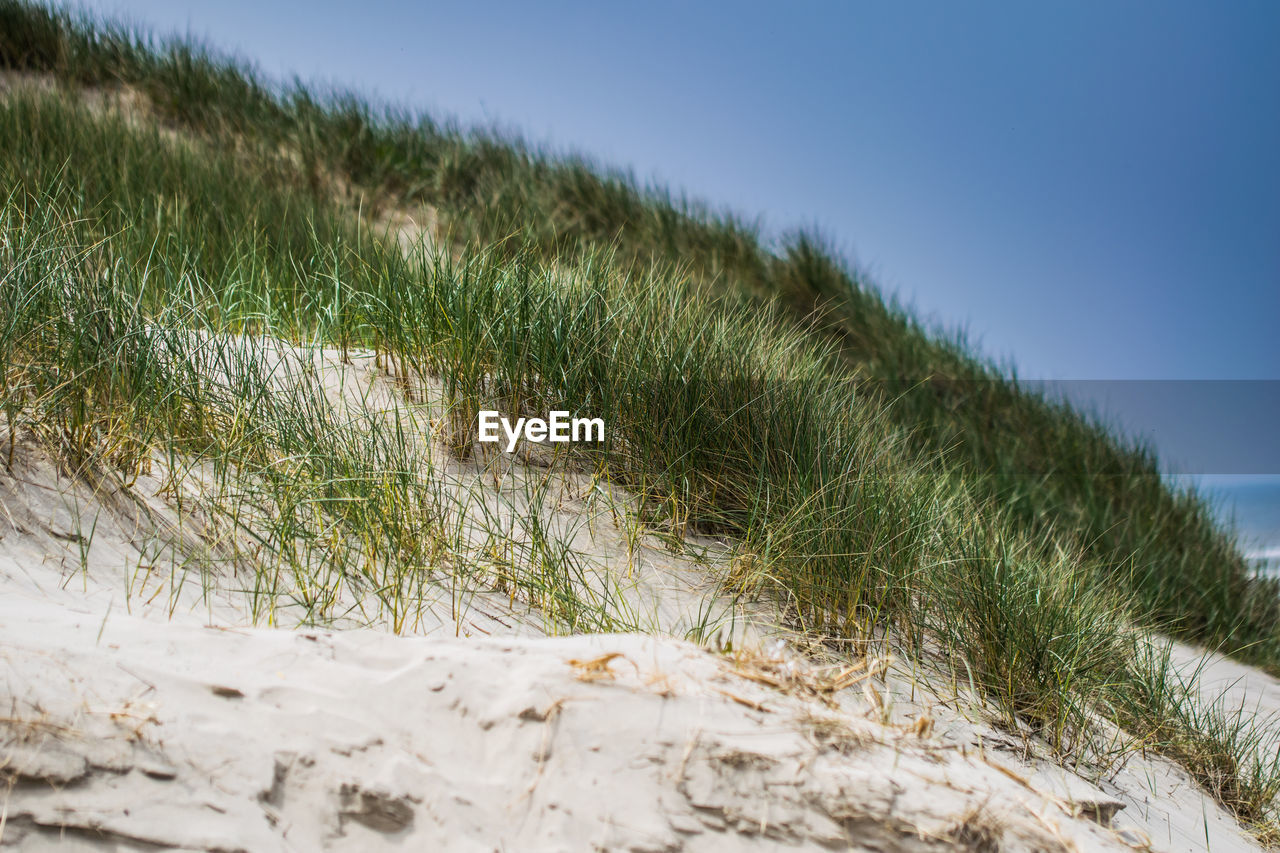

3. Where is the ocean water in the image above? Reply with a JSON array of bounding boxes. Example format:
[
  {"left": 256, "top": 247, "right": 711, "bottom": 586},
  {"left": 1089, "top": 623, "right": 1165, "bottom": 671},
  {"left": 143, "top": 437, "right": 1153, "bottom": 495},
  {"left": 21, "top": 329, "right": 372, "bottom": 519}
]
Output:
[{"left": 1193, "top": 476, "right": 1280, "bottom": 575}]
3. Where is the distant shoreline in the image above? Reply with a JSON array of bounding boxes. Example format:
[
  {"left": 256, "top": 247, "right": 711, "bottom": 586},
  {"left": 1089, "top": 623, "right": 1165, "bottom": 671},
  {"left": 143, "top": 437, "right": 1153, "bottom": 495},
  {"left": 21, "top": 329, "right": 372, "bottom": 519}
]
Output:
[{"left": 1197, "top": 478, "right": 1280, "bottom": 567}]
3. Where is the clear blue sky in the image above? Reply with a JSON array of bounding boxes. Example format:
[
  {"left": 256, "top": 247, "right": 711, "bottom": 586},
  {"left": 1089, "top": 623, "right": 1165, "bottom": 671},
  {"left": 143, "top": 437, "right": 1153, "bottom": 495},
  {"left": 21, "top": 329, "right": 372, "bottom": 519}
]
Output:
[{"left": 74, "top": 0, "right": 1278, "bottom": 382}]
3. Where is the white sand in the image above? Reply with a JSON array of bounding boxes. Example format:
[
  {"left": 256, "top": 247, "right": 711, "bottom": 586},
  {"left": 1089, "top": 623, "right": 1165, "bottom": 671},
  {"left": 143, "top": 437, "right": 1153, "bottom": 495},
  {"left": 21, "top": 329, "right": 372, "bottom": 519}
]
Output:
[{"left": 0, "top": 584, "right": 1140, "bottom": 852}]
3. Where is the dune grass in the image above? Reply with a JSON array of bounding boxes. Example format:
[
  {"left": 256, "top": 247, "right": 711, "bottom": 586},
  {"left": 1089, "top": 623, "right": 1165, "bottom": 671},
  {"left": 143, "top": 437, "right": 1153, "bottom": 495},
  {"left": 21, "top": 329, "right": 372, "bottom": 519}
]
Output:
[{"left": 3, "top": 2, "right": 1280, "bottom": 834}]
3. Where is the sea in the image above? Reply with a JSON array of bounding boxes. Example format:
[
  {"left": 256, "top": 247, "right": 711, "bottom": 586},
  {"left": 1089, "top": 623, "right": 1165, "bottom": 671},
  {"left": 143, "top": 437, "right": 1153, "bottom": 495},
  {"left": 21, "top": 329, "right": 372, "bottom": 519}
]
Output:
[
  {"left": 1192, "top": 476, "right": 1280, "bottom": 577},
  {"left": 1019, "top": 380, "right": 1280, "bottom": 577}
]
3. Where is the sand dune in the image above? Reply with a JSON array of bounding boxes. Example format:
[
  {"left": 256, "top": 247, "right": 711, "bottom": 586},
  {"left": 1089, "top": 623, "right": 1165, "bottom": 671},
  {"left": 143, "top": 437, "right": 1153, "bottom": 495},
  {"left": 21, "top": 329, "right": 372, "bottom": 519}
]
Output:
[{"left": 0, "top": 341, "right": 1270, "bottom": 851}]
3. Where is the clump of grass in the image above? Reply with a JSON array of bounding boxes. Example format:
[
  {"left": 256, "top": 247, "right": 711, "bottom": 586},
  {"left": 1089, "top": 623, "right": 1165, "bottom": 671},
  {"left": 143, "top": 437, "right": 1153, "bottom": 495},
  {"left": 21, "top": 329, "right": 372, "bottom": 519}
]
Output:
[
  {"left": 1114, "top": 639, "right": 1280, "bottom": 834},
  {"left": 920, "top": 513, "right": 1132, "bottom": 754},
  {"left": 0, "top": 181, "right": 648, "bottom": 636}
]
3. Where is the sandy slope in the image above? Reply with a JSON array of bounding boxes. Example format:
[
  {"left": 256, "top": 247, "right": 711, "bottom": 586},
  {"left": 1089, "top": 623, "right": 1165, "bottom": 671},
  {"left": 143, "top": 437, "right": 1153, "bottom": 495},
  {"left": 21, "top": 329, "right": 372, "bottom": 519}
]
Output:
[
  {"left": 0, "top": 341, "right": 1272, "bottom": 851},
  {"left": 1, "top": 584, "right": 1136, "bottom": 852}
]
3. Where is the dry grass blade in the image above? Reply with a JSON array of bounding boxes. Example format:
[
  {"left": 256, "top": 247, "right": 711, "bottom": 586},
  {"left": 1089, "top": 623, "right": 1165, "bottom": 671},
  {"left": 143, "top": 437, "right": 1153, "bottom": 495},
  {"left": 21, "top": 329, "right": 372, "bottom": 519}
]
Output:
[{"left": 567, "top": 652, "right": 628, "bottom": 682}]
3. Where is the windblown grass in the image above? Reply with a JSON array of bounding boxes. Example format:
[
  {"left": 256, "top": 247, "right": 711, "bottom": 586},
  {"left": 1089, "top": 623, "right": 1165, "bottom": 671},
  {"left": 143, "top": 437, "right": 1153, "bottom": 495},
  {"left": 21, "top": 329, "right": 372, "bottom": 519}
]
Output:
[{"left": 3, "top": 3, "right": 1280, "bottom": 834}]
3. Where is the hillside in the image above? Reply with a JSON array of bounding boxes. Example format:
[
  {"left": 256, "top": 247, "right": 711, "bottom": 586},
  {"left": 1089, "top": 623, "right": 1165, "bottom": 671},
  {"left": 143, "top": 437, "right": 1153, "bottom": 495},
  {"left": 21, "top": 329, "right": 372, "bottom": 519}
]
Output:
[{"left": 2, "top": 2, "right": 1279, "bottom": 850}]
